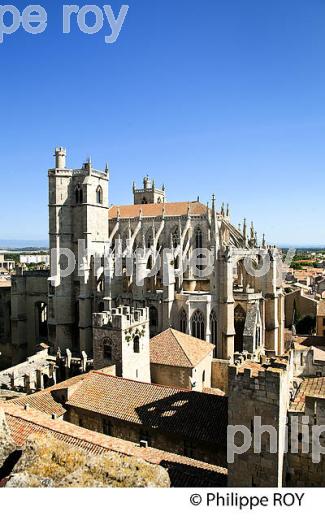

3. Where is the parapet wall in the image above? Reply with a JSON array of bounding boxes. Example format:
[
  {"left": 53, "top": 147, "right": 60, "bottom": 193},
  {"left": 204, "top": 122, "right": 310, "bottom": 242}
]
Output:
[{"left": 93, "top": 305, "right": 149, "bottom": 330}]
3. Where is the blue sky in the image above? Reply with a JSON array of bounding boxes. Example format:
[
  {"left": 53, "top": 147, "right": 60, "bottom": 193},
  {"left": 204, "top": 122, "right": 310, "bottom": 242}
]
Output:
[{"left": 0, "top": 0, "right": 324, "bottom": 246}]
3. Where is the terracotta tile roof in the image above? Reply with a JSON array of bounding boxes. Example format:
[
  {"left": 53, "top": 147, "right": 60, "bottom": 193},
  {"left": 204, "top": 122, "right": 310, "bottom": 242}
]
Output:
[
  {"left": 150, "top": 328, "right": 214, "bottom": 368},
  {"left": 236, "top": 361, "right": 265, "bottom": 377},
  {"left": 108, "top": 201, "right": 207, "bottom": 220},
  {"left": 1, "top": 402, "right": 227, "bottom": 487},
  {"left": 66, "top": 372, "right": 228, "bottom": 446},
  {"left": 290, "top": 377, "right": 325, "bottom": 412},
  {"left": 10, "top": 373, "right": 87, "bottom": 417}
]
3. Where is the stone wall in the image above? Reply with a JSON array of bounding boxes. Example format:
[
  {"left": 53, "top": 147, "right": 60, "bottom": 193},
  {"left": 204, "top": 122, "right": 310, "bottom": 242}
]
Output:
[
  {"left": 228, "top": 361, "right": 290, "bottom": 487},
  {"left": 67, "top": 406, "right": 226, "bottom": 467},
  {"left": 285, "top": 396, "right": 325, "bottom": 486},
  {"left": 150, "top": 364, "right": 192, "bottom": 389},
  {"left": 211, "top": 359, "right": 229, "bottom": 394}
]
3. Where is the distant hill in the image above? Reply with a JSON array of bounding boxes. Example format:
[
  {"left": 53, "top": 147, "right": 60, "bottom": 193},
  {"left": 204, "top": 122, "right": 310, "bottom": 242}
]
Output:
[{"left": 0, "top": 239, "right": 48, "bottom": 250}]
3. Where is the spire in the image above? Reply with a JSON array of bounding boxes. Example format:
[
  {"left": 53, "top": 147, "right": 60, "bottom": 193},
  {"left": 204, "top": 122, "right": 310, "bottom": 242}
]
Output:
[
  {"left": 221, "top": 202, "right": 225, "bottom": 217},
  {"left": 211, "top": 194, "right": 217, "bottom": 237},
  {"left": 238, "top": 223, "right": 242, "bottom": 233},
  {"left": 262, "top": 233, "right": 266, "bottom": 248},
  {"left": 243, "top": 218, "right": 247, "bottom": 245},
  {"left": 250, "top": 221, "right": 255, "bottom": 241},
  {"left": 105, "top": 162, "right": 109, "bottom": 175},
  {"left": 226, "top": 203, "right": 230, "bottom": 218}
]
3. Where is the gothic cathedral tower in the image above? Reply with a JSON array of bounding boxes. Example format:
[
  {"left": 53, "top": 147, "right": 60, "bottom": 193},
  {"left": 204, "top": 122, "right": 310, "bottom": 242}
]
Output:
[{"left": 48, "top": 148, "right": 109, "bottom": 354}]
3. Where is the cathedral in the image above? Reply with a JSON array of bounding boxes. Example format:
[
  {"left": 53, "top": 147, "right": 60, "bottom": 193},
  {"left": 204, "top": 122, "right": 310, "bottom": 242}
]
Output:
[
  {"left": 0, "top": 147, "right": 285, "bottom": 369},
  {"left": 44, "top": 147, "right": 285, "bottom": 362}
]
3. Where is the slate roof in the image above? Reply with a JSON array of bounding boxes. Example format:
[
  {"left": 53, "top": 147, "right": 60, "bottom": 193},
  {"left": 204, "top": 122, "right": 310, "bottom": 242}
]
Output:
[
  {"left": 150, "top": 328, "right": 214, "bottom": 368},
  {"left": 66, "top": 371, "right": 228, "bottom": 446}
]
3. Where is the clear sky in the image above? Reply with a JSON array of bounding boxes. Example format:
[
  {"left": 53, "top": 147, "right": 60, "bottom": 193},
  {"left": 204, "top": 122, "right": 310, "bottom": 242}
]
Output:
[{"left": 0, "top": 0, "right": 324, "bottom": 246}]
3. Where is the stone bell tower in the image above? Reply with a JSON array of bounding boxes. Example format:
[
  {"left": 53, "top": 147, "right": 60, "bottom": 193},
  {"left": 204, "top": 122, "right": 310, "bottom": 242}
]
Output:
[
  {"left": 48, "top": 148, "right": 109, "bottom": 355},
  {"left": 92, "top": 305, "right": 151, "bottom": 383},
  {"left": 133, "top": 176, "right": 166, "bottom": 204}
]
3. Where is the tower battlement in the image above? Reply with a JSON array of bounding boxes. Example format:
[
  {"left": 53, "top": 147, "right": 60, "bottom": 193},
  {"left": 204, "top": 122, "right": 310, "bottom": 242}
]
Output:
[{"left": 93, "top": 305, "right": 149, "bottom": 330}]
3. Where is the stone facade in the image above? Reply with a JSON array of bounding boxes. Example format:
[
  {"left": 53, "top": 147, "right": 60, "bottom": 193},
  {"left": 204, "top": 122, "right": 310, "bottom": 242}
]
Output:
[
  {"left": 151, "top": 353, "right": 212, "bottom": 391},
  {"left": 67, "top": 401, "right": 226, "bottom": 467},
  {"left": 93, "top": 305, "right": 151, "bottom": 383}
]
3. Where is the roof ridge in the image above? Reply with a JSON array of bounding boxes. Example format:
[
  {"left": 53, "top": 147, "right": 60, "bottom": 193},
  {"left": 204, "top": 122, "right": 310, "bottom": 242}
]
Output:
[
  {"left": 170, "top": 328, "right": 194, "bottom": 367},
  {"left": 92, "top": 370, "right": 193, "bottom": 393}
]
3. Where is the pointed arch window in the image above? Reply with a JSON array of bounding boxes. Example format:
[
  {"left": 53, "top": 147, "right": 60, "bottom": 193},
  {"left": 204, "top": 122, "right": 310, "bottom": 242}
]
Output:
[
  {"left": 210, "top": 309, "right": 217, "bottom": 357},
  {"left": 195, "top": 227, "right": 203, "bottom": 250},
  {"left": 191, "top": 310, "right": 205, "bottom": 340},
  {"left": 180, "top": 308, "right": 187, "bottom": 333},
  {"left": 75, "top": 185, "right": 83, "bottom": 204},
  {"left": 234, "top": 305, "right": 246, "bottom": 353},
  {"left": 96, "top": 186, "right": 103, "bottom": 204}
]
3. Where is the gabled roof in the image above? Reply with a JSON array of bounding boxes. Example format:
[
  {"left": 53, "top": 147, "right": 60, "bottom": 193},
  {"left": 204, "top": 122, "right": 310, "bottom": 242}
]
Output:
[
  {"left": 150, "top": 328, "right": 214, "bottom": 368},
  {"left": 108, "top": 201, "right": 207, "bottom": 219},
  {"left": 66, "top": 371, "right": 227, "bottom": 446},
  {"left": 10, "top": 373, "right": 86, "bottom": 417}
]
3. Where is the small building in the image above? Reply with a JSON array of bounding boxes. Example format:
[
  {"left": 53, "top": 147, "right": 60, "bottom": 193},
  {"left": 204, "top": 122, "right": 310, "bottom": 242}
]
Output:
[
  {"left": 65, "top": 371, "right": 228, "bottom": 467},
  {"left": 150, "top": 328, "right": 214, "bottom": 390}
]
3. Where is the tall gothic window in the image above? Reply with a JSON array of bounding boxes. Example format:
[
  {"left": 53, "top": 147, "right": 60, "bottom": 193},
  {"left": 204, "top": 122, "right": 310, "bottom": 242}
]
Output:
[
  {"left": 149, "top": 306, "right": 158, "bottom": 328},
  {"left": 147, "top": 231, "right": 154, "bottom": 248},
  {"left": 210, "top": 309, "right": 217, "bottom": 357},
  {"left": 195, "top": 227, "right": 203, "bottom": 249},
  {"left": 180, "top": 309, "right": 187, "bottom": 333},
  {"left": 172, "top": 228, "right": 178, "bottom": 249},
  {"left": 75, "top": 185, "right": 83, "bottom": 204},
  {"left": 103, "top": 337, "right": 113, "bottom": 361},
  {"left": 35, "top": 302, "right": 48, "bottom": 340},
  {"left": 234, "top": 305, "right": 246, "bottom": 353},
  {"left": 191, "top": 310, "right": 205, "bottom": 340},
  {"left": 96, "top": 186, "right": 103, "bottom": 204}
]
